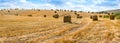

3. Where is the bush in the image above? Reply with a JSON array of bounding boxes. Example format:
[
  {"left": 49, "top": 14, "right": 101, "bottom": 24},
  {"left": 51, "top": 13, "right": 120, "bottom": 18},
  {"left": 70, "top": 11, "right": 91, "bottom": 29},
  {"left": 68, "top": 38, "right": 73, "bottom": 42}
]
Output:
[{"left": 104, "top": 15, "right": 109, "bottom": 18}]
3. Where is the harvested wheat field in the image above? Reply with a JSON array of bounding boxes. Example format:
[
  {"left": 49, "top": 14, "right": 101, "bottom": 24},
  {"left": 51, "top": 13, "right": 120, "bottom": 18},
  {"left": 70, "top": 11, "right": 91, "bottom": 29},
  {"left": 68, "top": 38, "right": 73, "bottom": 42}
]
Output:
[{"left": 0, "top": 9, "right": 120, "bottom": 43}]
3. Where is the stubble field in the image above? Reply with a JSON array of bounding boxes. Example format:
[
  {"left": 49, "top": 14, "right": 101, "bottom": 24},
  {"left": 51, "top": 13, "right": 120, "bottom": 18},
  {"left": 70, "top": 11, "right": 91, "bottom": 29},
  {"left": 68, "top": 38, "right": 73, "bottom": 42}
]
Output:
[{"left": 0, "top": 9, "right": 120, "bottom": 43}]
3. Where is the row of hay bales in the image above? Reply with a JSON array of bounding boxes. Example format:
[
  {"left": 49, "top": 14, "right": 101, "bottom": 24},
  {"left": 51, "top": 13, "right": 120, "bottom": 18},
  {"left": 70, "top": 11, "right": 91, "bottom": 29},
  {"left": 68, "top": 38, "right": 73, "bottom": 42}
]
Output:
[
  {"left": 26, "top": 13, "right": 82, "bottom": 23},
  {"left": 0, "top": 9, "right": 83, "bottom": 13},
  {"left": 1, "top": 10, "right": 81, "bottom": 23},
  {"left": 1, "top": 10, "right": 82, "bottom": 17},
  {"left": 90, "top": 15, "right": 115, "bottom": 21}
]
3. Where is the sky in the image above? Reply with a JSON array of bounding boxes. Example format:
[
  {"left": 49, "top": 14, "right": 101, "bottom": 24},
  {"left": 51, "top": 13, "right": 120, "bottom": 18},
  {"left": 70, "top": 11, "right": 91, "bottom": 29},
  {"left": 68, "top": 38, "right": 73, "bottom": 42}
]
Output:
[{"left": 0, "top": 0, "right": 120, "bottom": 12}]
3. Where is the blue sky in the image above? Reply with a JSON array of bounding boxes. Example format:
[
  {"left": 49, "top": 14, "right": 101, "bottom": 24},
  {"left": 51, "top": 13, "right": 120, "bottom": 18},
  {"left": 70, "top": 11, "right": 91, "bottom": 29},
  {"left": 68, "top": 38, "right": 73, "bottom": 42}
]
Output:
[{"left": 0, "top": 0, "right": 120, "bottom": 11}]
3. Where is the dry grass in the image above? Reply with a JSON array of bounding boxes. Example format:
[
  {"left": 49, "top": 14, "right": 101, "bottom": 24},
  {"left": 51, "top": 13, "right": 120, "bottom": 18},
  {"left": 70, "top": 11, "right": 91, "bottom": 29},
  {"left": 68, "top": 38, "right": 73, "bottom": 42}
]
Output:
[{"left": 0, "top": 15, "right": 82, "bottom": 43}]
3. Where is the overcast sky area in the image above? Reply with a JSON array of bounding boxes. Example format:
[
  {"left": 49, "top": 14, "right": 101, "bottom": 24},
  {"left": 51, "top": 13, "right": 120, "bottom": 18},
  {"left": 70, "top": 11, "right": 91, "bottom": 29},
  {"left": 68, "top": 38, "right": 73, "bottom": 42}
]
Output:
[{"left": 0, "top": 0, "right": 120, "bottom": 12}]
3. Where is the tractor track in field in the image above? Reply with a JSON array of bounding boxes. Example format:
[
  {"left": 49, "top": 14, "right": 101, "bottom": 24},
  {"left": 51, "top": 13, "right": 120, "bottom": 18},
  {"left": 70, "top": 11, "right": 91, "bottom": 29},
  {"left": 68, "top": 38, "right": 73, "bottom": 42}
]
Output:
[
  {"left": 75, "top": 18, "right": 120, "bottom": 43},
  {"left": 40, "top": 18, "right": 92, "bottom": 43},
  {"left": 40, "top": 22, "right": 86, "bottom": 43},
  {"left": 0, "top": 18, "right": 84, "bottom": 43}
]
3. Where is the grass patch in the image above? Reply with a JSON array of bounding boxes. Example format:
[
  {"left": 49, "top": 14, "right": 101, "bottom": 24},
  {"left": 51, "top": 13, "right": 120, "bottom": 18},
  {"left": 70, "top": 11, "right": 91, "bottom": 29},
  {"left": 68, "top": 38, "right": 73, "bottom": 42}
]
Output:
[
  {"left": 114, "top": 13, "right": 120, "bottom": 19},
  {"left": 103, "top": 15, "right": 109, "bottom": 18}
]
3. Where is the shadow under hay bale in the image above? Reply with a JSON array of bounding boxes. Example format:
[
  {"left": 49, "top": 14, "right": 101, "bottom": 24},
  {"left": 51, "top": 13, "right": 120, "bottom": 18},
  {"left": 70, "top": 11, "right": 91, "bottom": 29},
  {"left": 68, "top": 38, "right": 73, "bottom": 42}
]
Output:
[
  {"left": 28, "top": 15, "right": 32, "bottom": 17},
  {"left": 64, "top": 15, "right": 72, "bottom": 23},
  {"left": 78, "top": 16, "right": 82, "bottom": 18},
  {"left": 15, "top": 14, "right": 18, "bottom": 16},
  {"left": 92, "top": 15, "right": 98, "bottom": 21},
  {"left": 53, "top": 14, "right": 59, "bottom": 18},
  {"left": 104, "top": 15, "right": 109, "bottom": 18},
  {"left": 110, "top": 15, "right": 115, "bottom": 20},
  {"left": 44, "top": 15, "right": 47, "bottom": 17},
  {"left": 99, "top": 15, "right": 102, "bottom": 17}
]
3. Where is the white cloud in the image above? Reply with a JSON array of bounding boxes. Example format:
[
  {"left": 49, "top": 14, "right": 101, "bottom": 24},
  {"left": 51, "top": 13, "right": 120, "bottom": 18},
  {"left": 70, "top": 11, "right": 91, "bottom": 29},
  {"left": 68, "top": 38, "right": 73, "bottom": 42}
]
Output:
[
  {"left": 20, "top": 0, "right": 27, "bottom": 3},
  {"left": 0, "top": 0, "right": 120, "bottom": 12},
  {"left": 92, "top": 0, "right": 106, "bottom": 4}
]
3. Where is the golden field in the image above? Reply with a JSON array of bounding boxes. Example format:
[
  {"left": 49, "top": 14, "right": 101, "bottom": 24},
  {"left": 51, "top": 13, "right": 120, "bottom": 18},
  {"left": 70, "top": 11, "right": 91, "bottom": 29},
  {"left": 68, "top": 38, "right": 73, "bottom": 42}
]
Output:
[{"left": 0, "top": 9, "right": 120, "bottom": 43}]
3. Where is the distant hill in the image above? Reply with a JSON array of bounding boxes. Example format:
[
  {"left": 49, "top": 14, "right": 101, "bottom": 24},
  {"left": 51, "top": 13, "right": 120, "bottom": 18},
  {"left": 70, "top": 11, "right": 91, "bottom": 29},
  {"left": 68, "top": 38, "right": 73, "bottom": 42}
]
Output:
[
  {"left": 104, "top": 9, "right": 120, "bottom": 13},
  {"left": 106, "top": 9, "right": 120, "bottom": 19}
]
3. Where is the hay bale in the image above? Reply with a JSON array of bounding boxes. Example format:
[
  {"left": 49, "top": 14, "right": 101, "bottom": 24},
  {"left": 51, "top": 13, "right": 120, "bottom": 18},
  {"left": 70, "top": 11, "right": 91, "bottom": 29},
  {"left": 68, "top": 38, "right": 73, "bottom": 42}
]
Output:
[
  {"left": 56, "top": 9, "right": 59, "bottom": 11},
  {"left": 74, "top": 11, "right": 77, "bottom": 13},
  {"left": 110, "top": 15, "right": 115, "bottom": 20},
  {"left": 99, "top": 15, "right": 102, "bottom": 17},
  {"left": 28, "top": 15, "right": 32, "bottom": 17},
  {"left": 108, "top": 13, "right": 110, "bottom": 15},
  {"left": 88, "top": 11, "right": 90, "bottom": 13},
  {"left": 71, "top": 10, "right": 73, "bottom": 12},
  {"left": 74, "top": 13, "right": 77, "bottom": 15},
  {"left": 64, "top": 15, "right": 71, "bottom": 23},
  {"left": 74, "top": 11, "right": 77, "bottom": 14},
  {"left": 111, "top": 13, "right": 114, "bottom": 14},
  {"left": 51, "top": 9, "right": 53, "bottom": 11},
  {"left": 91, "top": 12, "right": 94, "bottom": 14},
  {"left": 64, "top": 10, "right": 66, "bottom": 12},
  {"left": 54, "top": 11, "right": 57, "bottom": 13},
  {"left": 92, "top": 15, "right": 98, "bottom": 21},
  {"left": 90, "top": 16, "right": 93, "bottom": 19},
  {"left": 15, "top": 8, "right": 19, "bottom": 10},
  {"left": 79, "top": 11, "right": 82, "bottom": 13},
  {"left": 8, "top": 10, "right": 10, "bottom": 12},
  {"left": 76, "top": 14, "right": 79, "bottom": 18},
  {"left": 53, "top": 14, "right": 59, "bottom": 18},
  {"left": 76, "top": 14, "right": 82, "bottom": 18},
  {"left": 78, "top": 16, "right": 82, "bottom": 18},
  {"left": 38, "top": 9, "right": 40, "bottom": 11},
  {"left": 44, "top": 15, "right": 47, "bottom": 17}
]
